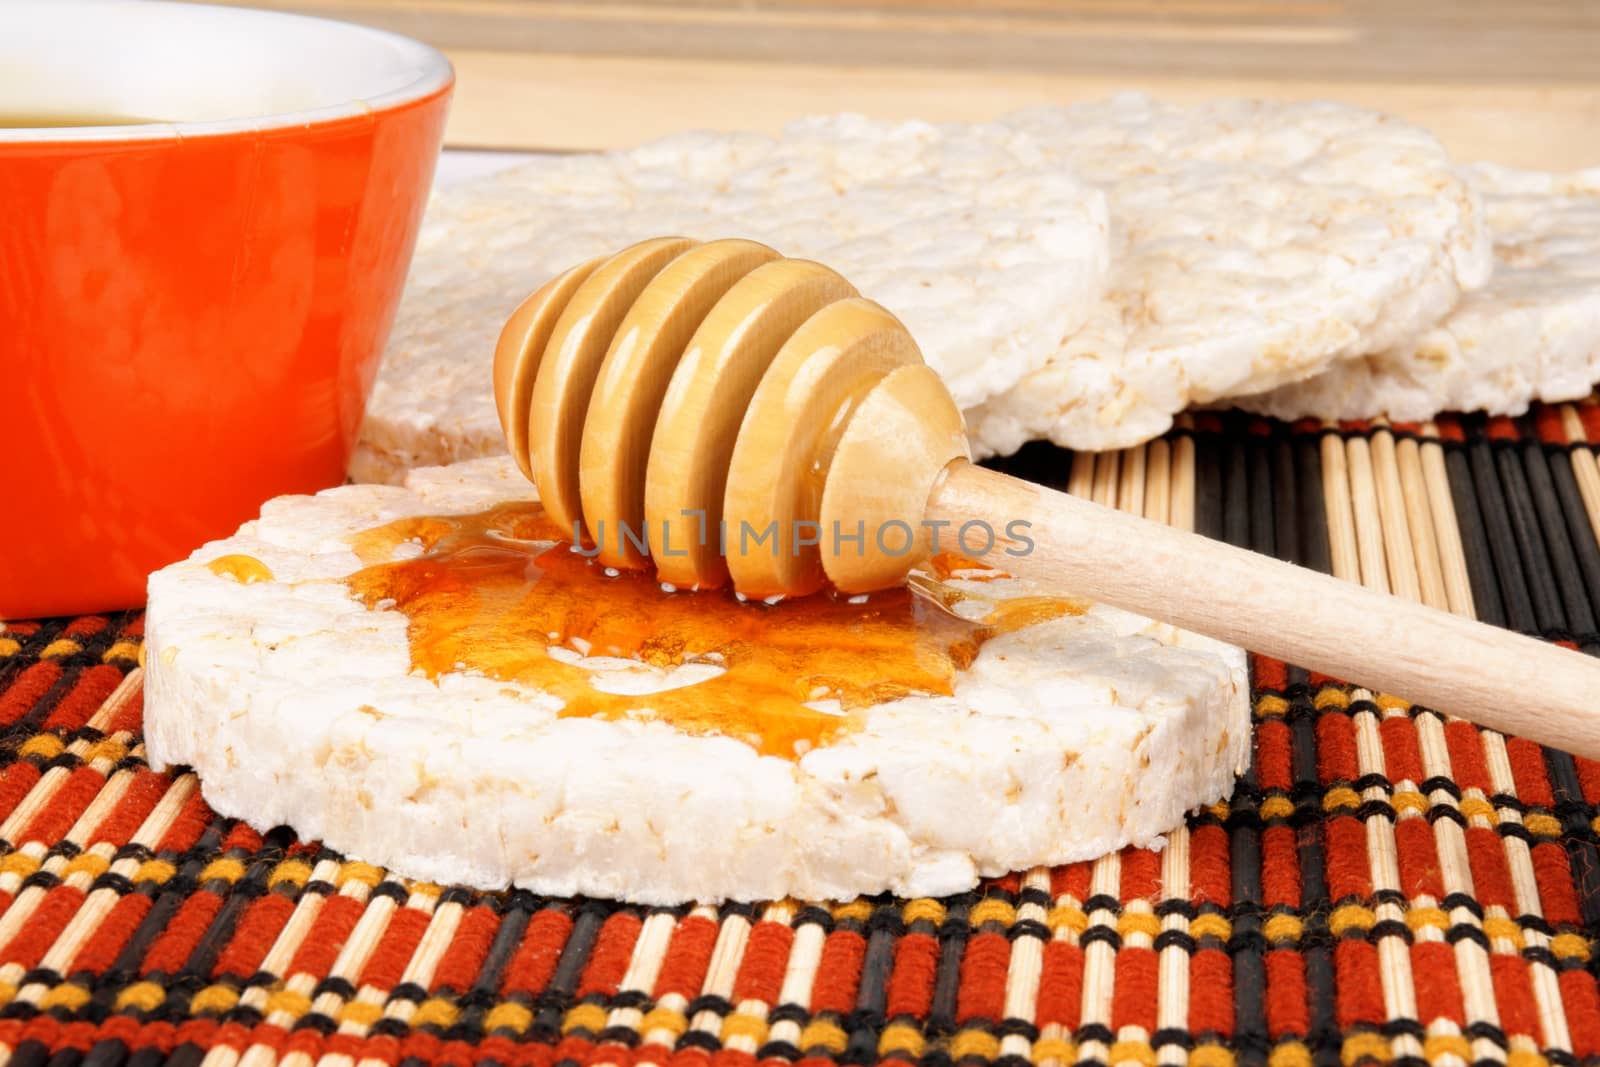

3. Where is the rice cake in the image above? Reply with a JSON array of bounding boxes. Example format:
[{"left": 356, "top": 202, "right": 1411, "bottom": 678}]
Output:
[
  {"left": 144, "top": 455, "right": 1249, "bottom": 904},
  {"left": 1238, "top": 164, "right": 1600, "bottom": 422},
  {"left": 352, "top": 115, "right": 1111, "bottom": 484},
  {"left": 965, "top": 94, "right": 1495, "bottom": 457}
]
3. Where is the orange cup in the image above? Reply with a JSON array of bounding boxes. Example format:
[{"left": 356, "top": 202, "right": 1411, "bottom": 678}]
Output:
[{"left": 0, "top": 1, "right": 453, "bottom": 619}]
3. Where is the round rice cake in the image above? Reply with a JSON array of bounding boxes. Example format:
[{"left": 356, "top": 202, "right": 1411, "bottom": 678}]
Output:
[
  {"left": 1238, "top": 163, "right": 1600, "bottom": 422},
  {"left": 144, "top": 455, "right": 1249, "bottom": 904},
  {"left": 965, "top": 94, "right": 1495, "bottom": 457},
  {"left": 352, "top": 115, "right": 1111, "bottom": 484}
]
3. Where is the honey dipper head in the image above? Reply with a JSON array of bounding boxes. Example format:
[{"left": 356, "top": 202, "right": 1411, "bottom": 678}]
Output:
[{"left": 493, "top": 237, "right": 971, "bottom": 597}]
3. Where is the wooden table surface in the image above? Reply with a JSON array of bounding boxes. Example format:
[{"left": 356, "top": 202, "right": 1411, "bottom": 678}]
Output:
[{"left": 221, "top": 0, "right": 1600, "bottom": 169}]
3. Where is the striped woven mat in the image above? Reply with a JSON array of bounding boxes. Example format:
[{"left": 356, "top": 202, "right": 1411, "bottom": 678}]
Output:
[{"left": 5, "top": 404, "right": 1600, "bottom": 1067}]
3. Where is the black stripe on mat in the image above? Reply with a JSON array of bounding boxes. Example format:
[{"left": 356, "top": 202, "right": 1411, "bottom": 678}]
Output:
[
  {"left": 1542, "top": 442, "right": 1600, "bottom": 631},
  {"left": 1443, "top": 432, "right": 1509, "bottom": 630},
  {"left": 1460, "top": 418, "right": 1539, "bottom": 633},
  {"left": 1224, "top": 418, "right": 1269, "bottom": 1067},
  {"left": 1492, "top": 427, "right": 1568, "bottom": 634},
  {"left": 1515, "top": 426, "right": 1597, "bottom": 634}
]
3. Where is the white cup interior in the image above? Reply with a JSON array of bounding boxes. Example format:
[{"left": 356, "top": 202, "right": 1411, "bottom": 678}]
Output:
[{"left": 0, "top": 0, "right": 452, "bottom": 141}]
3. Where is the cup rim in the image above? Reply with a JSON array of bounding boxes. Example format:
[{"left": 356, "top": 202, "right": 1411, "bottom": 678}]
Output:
[{"left": 0, "top": 0, "right": 454, "bottom": 144}]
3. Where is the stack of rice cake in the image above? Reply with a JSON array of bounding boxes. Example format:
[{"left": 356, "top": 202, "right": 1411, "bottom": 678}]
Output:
[{"left": 352, "top": 94, "right": 1585, "bottom": 481}]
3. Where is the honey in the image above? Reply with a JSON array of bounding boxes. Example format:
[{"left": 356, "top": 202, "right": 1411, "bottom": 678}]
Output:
[
  {"left": 344, "top": 503, "right": 1083, "bottom": 757},
  {"left": 207, "top": 554, "right": 274, "bottom": 584}
]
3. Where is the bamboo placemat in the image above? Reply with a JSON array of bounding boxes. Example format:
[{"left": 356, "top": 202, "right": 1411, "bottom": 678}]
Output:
[{"left": 4, "top": 404, "right": 1600, "bottom": 1067}]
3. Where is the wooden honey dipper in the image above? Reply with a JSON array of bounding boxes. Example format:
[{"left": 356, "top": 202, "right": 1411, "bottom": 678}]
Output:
[{"left": 493, "top": 236, "right": 1600, "bottom": 755}]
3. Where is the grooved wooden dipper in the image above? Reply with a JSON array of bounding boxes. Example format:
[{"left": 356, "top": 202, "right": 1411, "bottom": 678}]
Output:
[{"left": 494, "top": 236, "right": 1600, "bottom": 756}]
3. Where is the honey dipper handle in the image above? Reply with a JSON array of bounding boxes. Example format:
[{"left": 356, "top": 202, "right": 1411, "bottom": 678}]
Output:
[{"left": 929, "top": 460, "right": 1600, "bottom": 757}]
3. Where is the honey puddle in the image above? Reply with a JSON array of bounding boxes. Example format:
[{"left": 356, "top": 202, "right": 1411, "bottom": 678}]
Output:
[
  {"left": 207, "top": 554, "right": 274, "bottom": 584},
  {"left": 343, "top": 502, "right": 1083, "bottom": 757}
]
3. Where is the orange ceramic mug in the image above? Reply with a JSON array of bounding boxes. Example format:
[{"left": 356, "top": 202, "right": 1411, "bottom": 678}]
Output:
[{"left": 0, "top": 1, "right": 452, "bottom": 619}]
